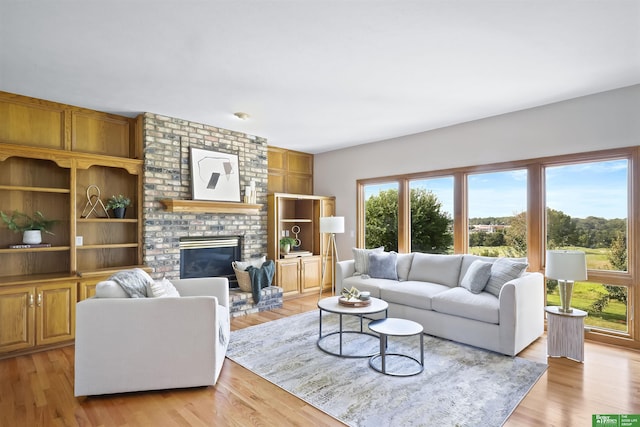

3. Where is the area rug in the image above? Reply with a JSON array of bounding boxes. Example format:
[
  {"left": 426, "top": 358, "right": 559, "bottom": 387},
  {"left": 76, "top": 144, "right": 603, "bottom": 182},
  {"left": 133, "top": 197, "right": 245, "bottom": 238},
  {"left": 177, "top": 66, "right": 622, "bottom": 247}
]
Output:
[{"left": 226, "top": 310, "right": 546, "bottom": 427}]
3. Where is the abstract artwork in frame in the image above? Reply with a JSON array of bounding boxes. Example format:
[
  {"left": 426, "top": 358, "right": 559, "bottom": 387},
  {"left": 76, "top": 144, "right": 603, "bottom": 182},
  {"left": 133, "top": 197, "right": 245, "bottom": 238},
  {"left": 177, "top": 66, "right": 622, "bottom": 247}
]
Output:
[{"left": 190, "top": 147, "right": 241, "bottom": 202}]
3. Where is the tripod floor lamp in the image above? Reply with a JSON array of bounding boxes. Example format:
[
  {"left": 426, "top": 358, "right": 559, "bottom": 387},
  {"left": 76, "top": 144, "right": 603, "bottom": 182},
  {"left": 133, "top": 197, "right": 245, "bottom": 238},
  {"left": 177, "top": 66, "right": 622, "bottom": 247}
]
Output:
[{"left": 319, "top": 216, "right": 344, "bottom": 297}]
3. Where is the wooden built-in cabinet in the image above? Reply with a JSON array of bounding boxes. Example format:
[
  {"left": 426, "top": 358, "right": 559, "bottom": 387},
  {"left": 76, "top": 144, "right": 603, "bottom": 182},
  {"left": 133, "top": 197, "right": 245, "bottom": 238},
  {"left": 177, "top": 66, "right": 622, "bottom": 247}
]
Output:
[
  {"left": 267, "top": 146, "right": 314, "bottom": 195},
  {"left": 267, "top": 193, "right": 335, "bottom": 297},
  {"left": 0, "top": 91, "right": 144, "bottom": 357},
  {"left": 0, "top": 279, "right": 76, "bottom": 354}
]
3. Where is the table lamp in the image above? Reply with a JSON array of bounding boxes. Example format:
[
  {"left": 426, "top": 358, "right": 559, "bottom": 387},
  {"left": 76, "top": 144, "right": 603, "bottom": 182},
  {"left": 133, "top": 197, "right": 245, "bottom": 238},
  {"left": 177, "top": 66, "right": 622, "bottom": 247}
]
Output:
[{"left": 545, "top": 250, "right": 587, "bottom": 313}]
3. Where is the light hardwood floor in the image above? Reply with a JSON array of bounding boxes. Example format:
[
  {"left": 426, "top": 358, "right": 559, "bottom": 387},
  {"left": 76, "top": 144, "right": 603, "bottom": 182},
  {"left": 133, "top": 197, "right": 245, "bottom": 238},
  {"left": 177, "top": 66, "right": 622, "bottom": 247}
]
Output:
[{"left": 1, "top": 294, "right": 639, "bottom": 426}]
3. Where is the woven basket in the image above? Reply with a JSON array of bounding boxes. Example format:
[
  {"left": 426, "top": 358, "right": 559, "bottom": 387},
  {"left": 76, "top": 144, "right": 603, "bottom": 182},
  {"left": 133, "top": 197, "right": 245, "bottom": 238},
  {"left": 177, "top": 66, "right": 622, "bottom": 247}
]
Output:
[{"left": 232, "top": 262, "right": 252, "bottom": 292}]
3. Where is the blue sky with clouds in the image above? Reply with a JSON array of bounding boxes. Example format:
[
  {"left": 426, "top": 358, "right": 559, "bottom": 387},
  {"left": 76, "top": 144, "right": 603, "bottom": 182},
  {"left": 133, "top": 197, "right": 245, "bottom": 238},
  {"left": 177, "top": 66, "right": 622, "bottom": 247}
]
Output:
[{"left": 364, "top": 159, "right": 628, "bottom": 220}]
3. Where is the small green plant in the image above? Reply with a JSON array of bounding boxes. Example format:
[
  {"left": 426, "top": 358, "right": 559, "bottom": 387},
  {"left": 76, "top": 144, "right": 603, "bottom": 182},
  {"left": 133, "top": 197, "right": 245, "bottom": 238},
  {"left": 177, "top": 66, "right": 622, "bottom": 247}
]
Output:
[
  {"left": 279, "top": 237, "right": 296, "bottom": 247},
  {"left": 0, "top": 210, "right": 57, "bottom": 235},
  {"left": 105, "top": 194, "right": 131, "bottom": 210}
]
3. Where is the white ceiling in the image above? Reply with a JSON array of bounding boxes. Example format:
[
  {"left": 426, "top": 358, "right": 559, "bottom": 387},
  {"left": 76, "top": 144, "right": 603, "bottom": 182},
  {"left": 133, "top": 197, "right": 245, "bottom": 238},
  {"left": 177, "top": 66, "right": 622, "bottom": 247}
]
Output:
[{"left": 1, "top": 1, "right": 639, "bottom": 154}]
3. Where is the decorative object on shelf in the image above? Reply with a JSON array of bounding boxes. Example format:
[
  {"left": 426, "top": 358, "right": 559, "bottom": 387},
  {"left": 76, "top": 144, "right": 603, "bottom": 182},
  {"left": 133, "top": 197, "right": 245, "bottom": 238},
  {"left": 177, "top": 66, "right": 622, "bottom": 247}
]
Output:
[
  {"left": 243, "top": 180, "right": 257, "bottom": 204},
  {"left": 80, "top": 184, "right": 109, "bottom": 218},
  {"left": 0, "top": 210, "right": 57, "bottom": 245},
  {"left": 279, "top": 237, "right": 297, "bottom": 255},
  {"left": 319, "top": 216, "right": 345, "bottom": 296},
  {"left": 190, "top": 147, "right": 241, "bottom": 202},
  {"left": 545, "top": 250, "right": 587, "bottom": 313},
  {"left": 291, "top": 225, "right": 301, "bottom": 248},
  {"left": 106, "top": 194, "right": 131, "bottom": 219}
]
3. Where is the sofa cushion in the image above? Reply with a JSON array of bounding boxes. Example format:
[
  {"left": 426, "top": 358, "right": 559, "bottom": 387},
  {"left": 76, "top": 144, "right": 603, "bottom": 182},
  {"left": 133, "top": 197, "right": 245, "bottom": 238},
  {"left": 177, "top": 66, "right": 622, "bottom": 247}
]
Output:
[
  {"left": 380, "top": 281, "right": 450, "bottom": 310},
  {"left": 95, "top": 280, "right": 129, "bottom": 298},
  {"left": 352, "top": 246, "right": 384, "bottom": 275},
  {"left": 368, "top": 251, "right": 398, "bottom": 280},
  {"left": 460, "top": 260, "right": 492, "bottom": 294},
  {"left": 342, "top": 275, "right": 396, "bottom": 299},
  {"left": 150, "top": 278, "right": 181, "bottom": 298},
  {"left": 396, "top": 253, "right": 414, "bottom": 281},
  {"left": 485, "top": 258, "right": 528, "bottom": 297},
  {"left": 431, "top": 287, "right": 500, "bottom": 324},
  {"left": 407, "top": 253, "right": 463, "bottom": 288}
]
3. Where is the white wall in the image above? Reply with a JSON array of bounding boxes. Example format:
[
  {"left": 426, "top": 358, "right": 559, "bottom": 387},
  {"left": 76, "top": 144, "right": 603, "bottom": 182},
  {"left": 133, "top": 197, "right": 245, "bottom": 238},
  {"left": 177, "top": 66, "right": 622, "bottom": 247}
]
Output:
[{"left": 314, "top": 84, "right": 640, "bottom": 258}]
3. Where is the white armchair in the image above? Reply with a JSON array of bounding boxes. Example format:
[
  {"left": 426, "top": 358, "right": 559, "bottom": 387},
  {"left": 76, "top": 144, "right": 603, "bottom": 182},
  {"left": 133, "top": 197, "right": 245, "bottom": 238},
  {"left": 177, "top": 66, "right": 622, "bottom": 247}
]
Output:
[{"left": 74, "top": 277, "right": 230, "bottom": 396}]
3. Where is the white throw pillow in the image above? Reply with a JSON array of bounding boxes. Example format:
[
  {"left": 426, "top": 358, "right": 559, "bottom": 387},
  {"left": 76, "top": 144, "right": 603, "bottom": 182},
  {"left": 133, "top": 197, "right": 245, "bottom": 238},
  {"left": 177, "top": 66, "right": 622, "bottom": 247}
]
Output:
[
  {"left": 352, "top": 247, "right": 384, "bottom": 275},
  {"left": 149, "top": 278, "right": 181, "bottom": 298},
  {"left": 485, "top": 258, "right": 528, "bottom": 297},
  {"left": 460, "top": 260, "right": 492, "bottom": 294},
  {"left": 234, "top": 256, "right": 266, "bottom": 271},
  {"left": 95, "top": 280, "right": 129, "bottom": 298}
]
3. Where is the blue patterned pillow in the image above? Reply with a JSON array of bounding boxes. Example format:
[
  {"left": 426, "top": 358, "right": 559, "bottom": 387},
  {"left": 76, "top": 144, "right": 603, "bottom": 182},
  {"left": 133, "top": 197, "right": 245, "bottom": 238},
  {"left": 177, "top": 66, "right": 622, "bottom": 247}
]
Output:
[
  {"left": 485, "top": 258, "right": 528, "bottom": 297},
  {"left": 368, "top": 251, "right": 398, "bottom": 280},
  {"left": 460, "top": 260, "right": 492, "bottom": 294}
]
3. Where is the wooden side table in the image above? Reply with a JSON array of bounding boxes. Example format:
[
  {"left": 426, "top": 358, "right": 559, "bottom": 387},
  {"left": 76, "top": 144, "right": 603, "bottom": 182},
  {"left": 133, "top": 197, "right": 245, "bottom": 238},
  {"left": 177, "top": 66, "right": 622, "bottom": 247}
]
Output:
[{"left": 545, "top": 306, "right": 588, "bottom": 362}]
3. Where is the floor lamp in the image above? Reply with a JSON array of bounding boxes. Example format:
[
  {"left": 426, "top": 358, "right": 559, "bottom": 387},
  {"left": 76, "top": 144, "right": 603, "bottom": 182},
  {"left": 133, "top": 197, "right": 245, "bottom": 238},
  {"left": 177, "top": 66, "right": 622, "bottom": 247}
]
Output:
[{"left": 319, "top": 216, "right": 344, "bottom": 297}]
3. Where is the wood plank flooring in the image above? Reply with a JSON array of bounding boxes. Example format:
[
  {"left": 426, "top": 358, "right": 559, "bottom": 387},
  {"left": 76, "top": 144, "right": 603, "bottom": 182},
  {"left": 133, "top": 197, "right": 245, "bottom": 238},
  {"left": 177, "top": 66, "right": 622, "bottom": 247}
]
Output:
[{"left": 0, "top": 293, "right": 639, "bottom": 426}]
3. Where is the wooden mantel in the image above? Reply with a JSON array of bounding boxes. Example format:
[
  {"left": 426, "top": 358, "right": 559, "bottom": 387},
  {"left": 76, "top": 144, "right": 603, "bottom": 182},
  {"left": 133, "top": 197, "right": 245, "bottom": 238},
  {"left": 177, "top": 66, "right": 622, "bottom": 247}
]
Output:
[{"left": 160, "top": 199, "right": 261, "bottom": 215}]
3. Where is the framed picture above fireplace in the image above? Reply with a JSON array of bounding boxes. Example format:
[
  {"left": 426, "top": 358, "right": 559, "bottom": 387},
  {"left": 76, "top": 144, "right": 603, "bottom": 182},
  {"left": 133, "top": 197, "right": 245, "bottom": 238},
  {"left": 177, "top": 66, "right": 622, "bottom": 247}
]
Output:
[{"left": 190, "top": 147, "right": 241, "bottom": 202}]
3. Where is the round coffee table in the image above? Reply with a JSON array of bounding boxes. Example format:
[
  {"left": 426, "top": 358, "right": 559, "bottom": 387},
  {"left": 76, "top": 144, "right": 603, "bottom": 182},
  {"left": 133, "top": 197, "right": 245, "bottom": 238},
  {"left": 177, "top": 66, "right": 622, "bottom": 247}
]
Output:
[
  {"left": 368, "top": 317, "right": 424, "bottom": 376},
  {"left": 317, "top": 296, "right": 388, "bottom": 358}
]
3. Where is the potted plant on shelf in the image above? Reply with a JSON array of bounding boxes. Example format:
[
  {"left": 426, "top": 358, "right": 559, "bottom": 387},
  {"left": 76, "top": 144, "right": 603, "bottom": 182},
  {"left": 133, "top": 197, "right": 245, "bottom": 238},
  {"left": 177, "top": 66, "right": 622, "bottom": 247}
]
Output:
[
  {"left": 279, "top": 236, "right": 297, "bottom": 255},
  {"left": 0, "top": 210, "right": 57, "bottom": 245},
  {"left": 105, "top": 194, "right": 131, "bottom": 219}
]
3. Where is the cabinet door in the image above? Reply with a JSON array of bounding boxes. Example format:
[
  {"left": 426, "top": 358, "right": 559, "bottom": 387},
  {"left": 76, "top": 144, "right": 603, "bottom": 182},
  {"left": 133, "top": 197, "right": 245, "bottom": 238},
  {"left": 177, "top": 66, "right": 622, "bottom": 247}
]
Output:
[
  {"left": 286, "top": 174, "right": 313, "bottom": 195},
  {"left": 0, "top": 286, "right": 35, "bottom": 354},
  {"left": 276, "top": 259, "right": 300, "bottom": 295},
  {"left": 300, "top": 256, "right": 322, "bottom": 292},
  {"left": 36, "top": 282, "right": 76, "bottom": 346}
]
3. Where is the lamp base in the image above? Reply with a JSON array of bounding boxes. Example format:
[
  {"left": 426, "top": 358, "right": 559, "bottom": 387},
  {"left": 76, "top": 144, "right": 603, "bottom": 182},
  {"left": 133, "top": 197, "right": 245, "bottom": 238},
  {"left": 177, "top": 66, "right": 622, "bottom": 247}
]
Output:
[{"left": 558, "top": 280, "right": 574, "bottom": 313}]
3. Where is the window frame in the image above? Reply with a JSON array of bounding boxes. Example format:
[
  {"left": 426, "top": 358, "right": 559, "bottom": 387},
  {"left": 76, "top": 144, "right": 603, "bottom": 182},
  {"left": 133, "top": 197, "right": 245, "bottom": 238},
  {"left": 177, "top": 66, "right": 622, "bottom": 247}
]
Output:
[{"left": 356, "top": 146, "right": 639, "bottom": 347}]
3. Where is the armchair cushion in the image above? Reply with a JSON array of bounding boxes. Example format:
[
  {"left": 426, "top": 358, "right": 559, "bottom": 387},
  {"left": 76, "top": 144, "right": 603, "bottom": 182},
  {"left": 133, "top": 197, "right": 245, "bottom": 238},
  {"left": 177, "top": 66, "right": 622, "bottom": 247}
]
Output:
[{"left": 149, "top": 278, "right": 180, "bottom": 297}]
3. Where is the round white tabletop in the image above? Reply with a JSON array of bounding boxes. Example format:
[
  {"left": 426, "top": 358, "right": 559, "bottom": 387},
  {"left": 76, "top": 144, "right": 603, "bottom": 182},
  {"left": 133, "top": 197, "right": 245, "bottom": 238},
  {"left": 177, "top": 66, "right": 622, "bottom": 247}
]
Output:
[
  {"left": 317, "top": 295, "right": 388, "bottom": 315},
  {"left": 368, "top": 317, "right": 423, "bottom": 336}
]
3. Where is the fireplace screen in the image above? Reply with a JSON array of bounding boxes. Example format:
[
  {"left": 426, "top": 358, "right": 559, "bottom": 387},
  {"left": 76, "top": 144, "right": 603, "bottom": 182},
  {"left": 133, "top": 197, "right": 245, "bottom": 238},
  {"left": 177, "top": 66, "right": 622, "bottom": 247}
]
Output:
[{"left": 180, "top": 236, "right": 241, "bottom": 286}]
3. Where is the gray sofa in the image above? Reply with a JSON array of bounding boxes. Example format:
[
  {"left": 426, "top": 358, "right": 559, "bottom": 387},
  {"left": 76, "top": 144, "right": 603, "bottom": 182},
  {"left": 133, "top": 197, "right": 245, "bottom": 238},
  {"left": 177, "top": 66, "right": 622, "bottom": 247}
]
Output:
[{"left": 336, "top": 252, "right": 544, "bottom": 356}]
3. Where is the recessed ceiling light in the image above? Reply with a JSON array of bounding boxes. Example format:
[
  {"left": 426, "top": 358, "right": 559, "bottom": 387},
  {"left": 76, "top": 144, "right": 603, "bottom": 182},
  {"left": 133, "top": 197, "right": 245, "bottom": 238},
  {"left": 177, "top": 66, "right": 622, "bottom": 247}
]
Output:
[{"left": 234, "top": 112, "right": 250, "bottom": 120}]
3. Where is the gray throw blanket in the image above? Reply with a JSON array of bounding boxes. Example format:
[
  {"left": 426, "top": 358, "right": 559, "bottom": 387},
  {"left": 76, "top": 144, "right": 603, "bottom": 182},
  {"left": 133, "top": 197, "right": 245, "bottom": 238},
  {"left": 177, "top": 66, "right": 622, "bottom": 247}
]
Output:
[
  {"left": 246, "top": 260, "right": 275, "bottom": 303},
  {"left": 109, "top": 268, "right": 152, "bottom": 298}
]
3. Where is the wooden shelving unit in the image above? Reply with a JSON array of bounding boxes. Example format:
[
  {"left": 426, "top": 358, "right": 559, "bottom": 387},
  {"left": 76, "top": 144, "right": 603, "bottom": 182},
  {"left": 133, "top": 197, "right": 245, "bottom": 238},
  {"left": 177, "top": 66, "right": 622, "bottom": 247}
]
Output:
[{"left": 0, "top": 91, "right": 144, "bottom": 357}]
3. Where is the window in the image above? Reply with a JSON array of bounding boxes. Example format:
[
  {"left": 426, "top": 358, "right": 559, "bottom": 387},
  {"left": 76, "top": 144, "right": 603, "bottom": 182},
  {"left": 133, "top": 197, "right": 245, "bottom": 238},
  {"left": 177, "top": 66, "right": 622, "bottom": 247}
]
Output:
[
  {"left": 364, "top": 182, "right": 399, "bottom": 251},
  {"left": 545, "top": 159, "right": 628, "bottom": 272},
  {"left": 545, "top": 158, "right": 629, "bottom": 332},
  {"left": 467, "top": 169, "right": 527, "bottom": 257},
  {"left": 409, "top": 177, "right": 454, "bottom": 254}
]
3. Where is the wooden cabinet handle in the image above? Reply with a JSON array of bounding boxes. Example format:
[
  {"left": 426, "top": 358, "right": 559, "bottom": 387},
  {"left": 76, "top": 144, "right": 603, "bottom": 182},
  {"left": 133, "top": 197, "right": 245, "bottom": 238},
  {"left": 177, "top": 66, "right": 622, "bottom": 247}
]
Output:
[
  {"left": 37, "top": 292, "right": 42, "bottom": 307},
  {"left": 29, "top": 293, "right": 35, "bottom": 307}
]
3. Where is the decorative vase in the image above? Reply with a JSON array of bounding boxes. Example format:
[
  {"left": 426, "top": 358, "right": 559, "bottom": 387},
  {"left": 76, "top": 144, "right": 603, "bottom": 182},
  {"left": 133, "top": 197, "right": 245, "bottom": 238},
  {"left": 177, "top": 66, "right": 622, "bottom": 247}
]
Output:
[
  {"left": 281, "top": 243, "right": 290, "bottom": 255},
  {"left": 113, "top": 207, "right": 126, "bottom": 219},
  {"left": 23, "top": 230, "right": 42, "bottom": 245}
]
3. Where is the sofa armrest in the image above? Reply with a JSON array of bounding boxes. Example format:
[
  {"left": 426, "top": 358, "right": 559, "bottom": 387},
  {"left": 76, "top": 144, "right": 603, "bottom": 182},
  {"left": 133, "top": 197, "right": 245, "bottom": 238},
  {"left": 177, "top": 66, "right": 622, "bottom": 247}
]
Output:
[
  {"left": 336, "top": 260, "right": 356, "bottom": 294},
  {"left": 171, "top": 277, "right": 229, "bottom": 308},
  {"left": 498, "top": 272, "right": 545, "bottom": 355}
]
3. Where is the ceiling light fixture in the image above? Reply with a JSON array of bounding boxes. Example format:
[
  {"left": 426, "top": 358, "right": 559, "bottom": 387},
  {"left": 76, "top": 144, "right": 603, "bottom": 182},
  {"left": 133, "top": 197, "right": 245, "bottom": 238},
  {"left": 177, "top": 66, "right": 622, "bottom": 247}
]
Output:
[{"left": 234, "top": 112, "right": 250, "bottom": 120}]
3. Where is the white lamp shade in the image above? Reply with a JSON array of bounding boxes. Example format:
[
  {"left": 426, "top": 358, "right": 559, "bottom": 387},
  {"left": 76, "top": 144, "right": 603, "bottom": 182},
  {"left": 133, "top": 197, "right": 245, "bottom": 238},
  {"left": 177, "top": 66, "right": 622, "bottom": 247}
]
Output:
[
  {"left": 319, "top": 216, "right": 345, "bottom": 234},
  {"left": 545, "top": 250, "right": 587, "bottom": 281}
]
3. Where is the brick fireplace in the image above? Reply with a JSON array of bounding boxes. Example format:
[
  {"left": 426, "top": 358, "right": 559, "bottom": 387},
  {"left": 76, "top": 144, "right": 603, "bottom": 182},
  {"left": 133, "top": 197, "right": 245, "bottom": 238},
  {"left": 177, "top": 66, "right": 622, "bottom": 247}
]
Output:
[{"left": 141, "top": 113, "right": 281, "bottom": 316}]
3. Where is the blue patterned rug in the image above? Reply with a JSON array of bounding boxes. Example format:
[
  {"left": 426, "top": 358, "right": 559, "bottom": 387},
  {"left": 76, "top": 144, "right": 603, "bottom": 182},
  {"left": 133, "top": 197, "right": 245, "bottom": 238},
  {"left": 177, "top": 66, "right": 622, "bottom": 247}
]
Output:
[{"left": 227, "top": 310, "right": 546, "bottom": 427}]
